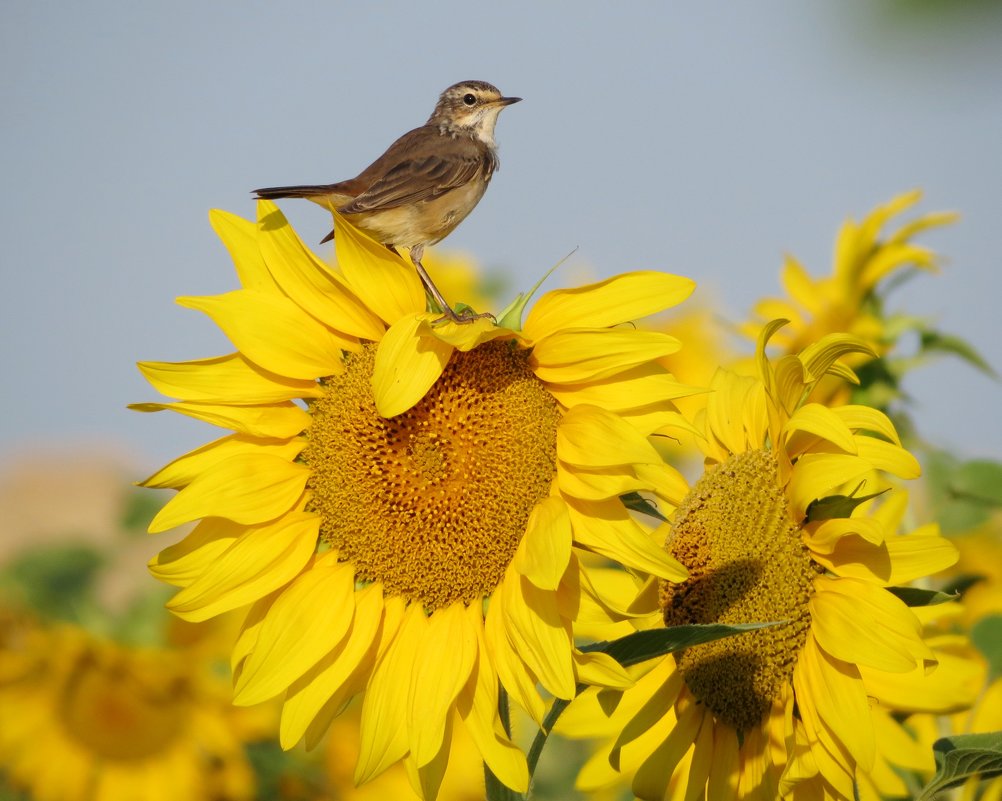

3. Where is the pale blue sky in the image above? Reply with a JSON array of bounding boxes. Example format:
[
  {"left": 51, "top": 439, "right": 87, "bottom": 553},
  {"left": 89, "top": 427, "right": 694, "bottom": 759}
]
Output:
[{"left": 2, "top": 2, "right": 1001, "bottom": 471}]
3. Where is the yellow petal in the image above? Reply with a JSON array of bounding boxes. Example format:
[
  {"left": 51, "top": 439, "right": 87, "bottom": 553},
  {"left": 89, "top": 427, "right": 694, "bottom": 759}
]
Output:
[
  {"left": 632, "top": 696, "right": 702, "bottom": 801},
  {"left": 372, "top": 313, "right": 453, "bottom": 417},
  {"left": 129, "top": 400, "right": 308, "bottom": 440},
  {"left": 331, "top": 208, "right": 425, "bottom": 324},
  {"left": 573, "top": 650, "right": 632, "bottom": 690},
  {"left": 256, "top": 202, "right": 385, "bottom": 340},
  {"left": 566, "top": 499, "right": 688, "bottom": 581},
  {"left": 787, "top": 453, "right": 883, "bottom": 519},
  {"left": 855, "top": 438, "right": 921, "bottom": 479},
  {"left": 280, "top": 583, "right": 383, "bottom": 749},
  {"left": 138, "top": 353, "right": 322, "bottom": 404},
  {"left": 209, "top": 208, "right": 280, "bottom": 293},
  {"left": 484, "top": 589, "right": 545, "bottom": 723},
  {"left": 513, "top": 496, "right": 572, "bottom": 591},
  {"left": 557, "top": 404, "right": 663, "bottom": 468},
  {"left": 831, "top": 405, "right": 902, "bottom": 446},
  {"left": 501, "top": 570, "right": 575, "bottom": 699},
  {"left": 805, "top": 517, "right": 886, "bottom": 555},
  {"left": 860, "top": 637, "right": 984, "bottom": 714},
  {"left": 177, "top": 290, "right": 348, "bottom": 379},
  {"left": 167, "top": 512, "right": 318, "bottom": 621},
  {"left": 305, "top": 594, "right": 406, "bottom": 751},
  {"left": 814, "top": 531, "right": 958, "bottom": 585},
  {"left": 234, "top": 555, "right": 356, "bottom": 705},
  {"left": 524, "top": 272, "right": 695, "bottom": 342},
  {"left": 784, "top": 403, "right": 859, "bottom": 455},
  {"left": 149, "top": 453, "right": 310, "bottom": 532},
  {"left": 545, "top": 364, "right": 702, "bottom": 411},
  {"left": 421, "top": 316, "right": 515, "bottom": 352},
  {"left": 357, "top": 602, "right": 425, "bottom": 784},
  {"left": 457, "top": 612, "right": 530, "bottom": 792},
  {"left": 139, "top": 434, "right": 305, "bottom": 490},
  {"left": 532, "top": 329, "right": 682, "bottom": 384},
  {"left": 147, "top": 518, "right": 241, "bottom": 587},
  {"left": 410, "top": 603, "right": 477, "bottom": 767},
  {"left": 799, "top": 333, "right": 876, "bottom": 382},
  {"left": 810, "top": 575, "right": 933, "bottom": 673},
  {"left": 796, "top": 634, "right": 875, "bottom": 770}
]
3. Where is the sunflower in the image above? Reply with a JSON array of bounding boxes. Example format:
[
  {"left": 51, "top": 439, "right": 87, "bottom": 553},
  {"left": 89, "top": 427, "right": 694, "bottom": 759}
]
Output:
[
  {"left": 134, "top": 201, "right": 696, "bottom": 798},
  {"left": 0, "top": 618, "right": 259, "bottom": 801},
  {"left": 555, "top": 321, "right": 963, "bottom": 801}
]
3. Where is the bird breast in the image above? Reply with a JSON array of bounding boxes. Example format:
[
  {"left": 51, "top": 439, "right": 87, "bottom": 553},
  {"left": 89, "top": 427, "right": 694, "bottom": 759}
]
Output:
[{"left": 345, "top": 174, "right": 491, "bottom": 249}]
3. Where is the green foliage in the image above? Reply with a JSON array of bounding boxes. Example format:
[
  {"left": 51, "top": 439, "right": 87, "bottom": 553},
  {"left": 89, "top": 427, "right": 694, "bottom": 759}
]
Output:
[
  {"left": 0, "top": 544, "right": 105, "bottom": 624},
  {"left": 621, "top": 491, "right": 670, "bottom": 523},
  {"left": 924, "top": 450, "right": 1002, "bottom": 534},
  {"left": 804, "top": 482, "right": 889, "bottom": 523},
  {"left": 584, "top": 621, "right": 782, "bottom": 668},
  {"left": 971, "top": 615, "right": 1002, "bottom": 681},
  {"left": 917, "top": 731, "right": 1002, "bottom": 800},
  {"left": 885, "top": 585, "right": 958, "bottom": 607}
]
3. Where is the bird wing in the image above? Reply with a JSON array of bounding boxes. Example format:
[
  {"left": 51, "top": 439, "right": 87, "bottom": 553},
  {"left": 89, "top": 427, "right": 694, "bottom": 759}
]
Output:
[{"left": 339, "top": 131, "right": 492, "bottom": 214}]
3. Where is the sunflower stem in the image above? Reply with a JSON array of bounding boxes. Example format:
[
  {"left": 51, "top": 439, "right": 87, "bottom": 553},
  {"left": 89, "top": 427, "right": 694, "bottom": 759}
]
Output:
[{"left": 526, "top": 686, "right": 581, "bottom": 780}]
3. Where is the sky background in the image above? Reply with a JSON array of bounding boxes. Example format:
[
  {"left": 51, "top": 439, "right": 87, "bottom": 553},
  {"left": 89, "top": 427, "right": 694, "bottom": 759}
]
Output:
[{"left": 2, "top": 1, "right": 1001, "bottom": 473}]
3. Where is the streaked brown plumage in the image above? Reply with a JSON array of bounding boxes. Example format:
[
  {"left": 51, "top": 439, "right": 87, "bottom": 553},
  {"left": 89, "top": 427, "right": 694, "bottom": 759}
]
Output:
[{"left": 253, "top": 80, "right": 520, "bottom": 322}]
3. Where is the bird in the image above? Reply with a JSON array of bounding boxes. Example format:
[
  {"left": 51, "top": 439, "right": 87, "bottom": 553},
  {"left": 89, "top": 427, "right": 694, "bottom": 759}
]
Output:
[{"left": 253, "top": 80, "right": 521, "bottom": 323}]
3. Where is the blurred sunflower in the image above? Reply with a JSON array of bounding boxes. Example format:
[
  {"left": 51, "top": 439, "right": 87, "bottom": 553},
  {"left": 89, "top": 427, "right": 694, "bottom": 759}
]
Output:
[
  {"left": 740, "top": 191, "right": 958, "bottom": 410},
  {"left": 134, "top": 201, "right": 696, "bottom": 798},
  {"left": 0, "top": 618, "right": 259, "bottom": 801},
  {"left": 556, "top": 321, "right": 962, "bottom": 801}
]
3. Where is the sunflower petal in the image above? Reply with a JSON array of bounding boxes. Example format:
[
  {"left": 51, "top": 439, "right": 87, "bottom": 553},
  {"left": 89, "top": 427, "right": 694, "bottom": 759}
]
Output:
[
  {"left": 810, "top": 576, "right": 933, "bottom": 673},
  {"left": 147, "top": 518, "right": 241, "bottom": 587},
  {"left": 149, "top": 453, "right": 310, "bottom": 532},
  {"left": 210, "top": 208, "right": 280, "bottom": 293},
  {"left": 256, "top": 202, "right": 385, "bottom": 340},
  {"left": 234, "top": 555, "right": 356, "bottom": 705},
  {"left": 138, "top": 353, "right": 322, "bottom": 404},
  {"left": 513, "top": 496, "right": 572, "bottom": 590},
  {"left": 139, "top": 434, "right": 304, "bottom": 490},
  {"left": 532, "top": 330, "right": 682, "bottom": 384},
  {"left": 501, "top": 571, "right": 576, "bottom": 699},
  {"left": 129, "top": 400, "right": 308, "bottom": 440},
  {"left": 356, "top": 602, "right": 425, "bottom": 784},
  {"left": 280, "top": 583, "right": 384, "bottom": 749},
  {"left": 372, "top": 313, "right": 453, "bottom": 418},
  {"left": 484, "top": 589, "right": 545, "bottom": 723},
  {"left": 784, "top": 403, "right": 858, "bottom": 455},
  {"left": 524, "top": 272, "right": 695, "bottom": 341},
  {"left": 331, "top": 208, "right": 425, "bottom": 324},
  {"left": 409, "top": 603, "right": 478, "bottom": 767},
  {"left": 814, "top": 530, "right": 958, "bottom": 585},
  {"left": 457, "top": 611, "right": 530, "bottom": 792},
  {"left": 177, "top": 291, "right": 348, "bottom": 379},
  {"left": 167, "top": 512, "right": 318, "bottom": 621},
  {"left": 557, "top": 404, "right": 663, "bottom": 468}
]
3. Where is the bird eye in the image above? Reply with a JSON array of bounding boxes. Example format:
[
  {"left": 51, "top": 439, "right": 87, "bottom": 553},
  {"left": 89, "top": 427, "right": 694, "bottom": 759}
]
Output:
[{"left": 463, "top": 93, "right": 477, "bottom": 106}]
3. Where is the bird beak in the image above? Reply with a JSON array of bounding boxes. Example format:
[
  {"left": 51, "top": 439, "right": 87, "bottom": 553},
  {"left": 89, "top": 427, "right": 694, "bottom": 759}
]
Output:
[{"left": 498, "top": 96, "right": 522, "bottom": 106}]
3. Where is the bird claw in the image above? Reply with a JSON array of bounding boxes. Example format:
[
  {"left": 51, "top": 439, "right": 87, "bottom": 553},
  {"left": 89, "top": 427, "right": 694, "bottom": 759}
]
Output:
[{"left": 432, "top": 307, "right": 497, "bottom": 326}]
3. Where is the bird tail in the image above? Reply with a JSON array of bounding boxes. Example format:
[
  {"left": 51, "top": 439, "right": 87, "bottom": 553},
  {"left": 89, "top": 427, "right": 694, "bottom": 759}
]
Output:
[{"left": 252, "top": 184, "right": 338, "bottom": 200}]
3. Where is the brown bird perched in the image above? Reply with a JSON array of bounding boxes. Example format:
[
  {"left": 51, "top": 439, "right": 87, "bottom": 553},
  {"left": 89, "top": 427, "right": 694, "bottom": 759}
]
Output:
[{"left": 253, "top": 80, "right": 521, "bottom": 323}]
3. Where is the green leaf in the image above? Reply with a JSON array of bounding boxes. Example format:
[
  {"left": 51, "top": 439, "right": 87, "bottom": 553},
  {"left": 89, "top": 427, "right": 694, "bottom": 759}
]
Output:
[
  {"left": 971, "top": 615, "right": 1002, "bottom": 680},
  {"left": 583, "top": 622, "right": 783, "bottom": 668},
  {"left": 804, "top": 482, "right": 889, "bottom": 523},
  {"left": 885, "top": 586, "right": 958, "bottom": 607},
  {"left": 917, "top": 731, "right": 1002, "bottom": 800},
  {"left": 950, "top": 460, "right": 1002, "bottom": 506},
  {"left": 621, "top": 491, "right": 669, "bottom": 523},
  {"left": 936, "top": 498, "right": 991, "bottom": 536},
  {"left": 920, "top": 330, "right": 997, "bottom": 377}
]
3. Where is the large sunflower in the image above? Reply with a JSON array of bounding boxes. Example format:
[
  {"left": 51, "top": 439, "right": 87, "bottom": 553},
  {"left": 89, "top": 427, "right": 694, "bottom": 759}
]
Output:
[
  {"left": 133, "top": 201, "right": 695, "bottom": 798},
  {"left": 556, "top": 322, "right": 963, "bottom": 801},
  {"left": 0, "top": 617, "right": 260, "bottom": 801}
]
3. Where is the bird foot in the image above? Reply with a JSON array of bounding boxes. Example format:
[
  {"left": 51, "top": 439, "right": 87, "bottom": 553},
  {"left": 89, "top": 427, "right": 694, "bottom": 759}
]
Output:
[{"left": 432, "top": 307, "right": 497, "bottom": 326}]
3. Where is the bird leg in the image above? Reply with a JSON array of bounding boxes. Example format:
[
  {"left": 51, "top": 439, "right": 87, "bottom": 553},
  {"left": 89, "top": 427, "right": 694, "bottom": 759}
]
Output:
[{"left": 408, "top": 245, "right": 494, "bottom": 325}]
